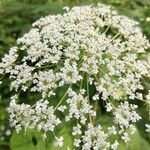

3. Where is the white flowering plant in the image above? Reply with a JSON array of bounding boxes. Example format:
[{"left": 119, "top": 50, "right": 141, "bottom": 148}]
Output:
[{"left": 0, "top": 3, "right": 150, "bottom": 150}]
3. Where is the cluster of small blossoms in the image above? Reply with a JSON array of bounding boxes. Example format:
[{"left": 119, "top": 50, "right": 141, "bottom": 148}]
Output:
[
  {"left": 81, "top": 124, "right": 110, "bottom": 150},
  {"left": 73, "top": 123, "right": 119, "bottom": 150},
  {"left": 114, "top": 102, "right": 141, "bottom": 128},
  {"left": 0, "top": 3, "right": 150, "bottom": 149},
  {"left": 113, "top": 102, "right": 141, "bottom": 142},
  {"left": 8, "top": 96, "right": 60, "bottom": 139},
  {"left": 31, "top": 70, "right": 59, "bottom": 98},
  {"left": 65, "top": 88, "right": 96, "bottom": 124}
]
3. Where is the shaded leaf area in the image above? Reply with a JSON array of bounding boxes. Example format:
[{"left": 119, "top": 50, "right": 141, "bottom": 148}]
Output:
[
  {"left": 11, "top": 124, "right": 73, "bottom": 150},
  {"left": 11, "top": 130, "right": 47, "bottom": 150}
]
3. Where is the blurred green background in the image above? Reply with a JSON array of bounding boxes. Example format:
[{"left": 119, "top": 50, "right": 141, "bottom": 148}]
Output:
[{"left": 0, "top": 0, "right": 150, "bottom": 150}]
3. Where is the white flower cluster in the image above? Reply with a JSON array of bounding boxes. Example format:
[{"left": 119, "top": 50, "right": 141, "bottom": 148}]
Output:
[
  {"left": 66, "top": 88, "right": 96, "bottom": 124},
  {"left": 0, "top": 3, "right": 150, "bottom": 149},
  {"left": 114, "top": 102, "right": 141, "bottom": 142},
  {"left": 81, "top": 124, "right": 110, "bottom": 150},
  {"left": 114, "top": 102, "right": 141, "bottom": 128},
  {"left": 31, "top": 70, "right": 58, "bottom": 98},
  {"left": 54, "top": 136, "right": 64, "bottom": 147},
  {"left": 76, "top": 123, "right": 119, "bottom": 150},
  {"left": 0, "top": 46, "right": 18, "bottom": 74},
  {"left": 8, "top": 96, "right": 60, "bottom": 138},
  {"left": 59, "top": 59, "right": 82, "bottom": 86}
]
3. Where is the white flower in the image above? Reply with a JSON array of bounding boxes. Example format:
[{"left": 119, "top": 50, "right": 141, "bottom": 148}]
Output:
[
  {"left": 114, "top": 102, "right": 141, "bottom": 128},
  {"left": 31, "top": 70, "right": 58, "bottom": 98},
  {"left": 106, "top": 103, "right": 113, "bottom": 112},
  {"left": 66, "top": 89, "right": 95, "bottom": 123},
  {"left": 8, "top": 99, "right": 61, "bottom": 136},
  {"left": 59, "top": 59, "right": 82, "bottom": 86},
  {"left": 108, "top": 126, "right": 117, "bottom": 135},
  {"left": 92, "top": 94, "right": 99, "bottom": 101},
  {"left": 145, "top": 124, "right": 150, "bottom": 132},
  {"left": 58, "top": 105, "right": 67, "bottom": 112},
  {"left": 129, "top": 124, "right": 136, "bottom": 135},
  {"left": 82, "top": 123, "right": 110, "bottom": 150},
  {"left": 54, "top": 136, "right": 64, "bottom": 147},
  {"left": 0, "top": 46, "right": 18, "bottom": 73},
  {"left": 121, "top": 132, "right": 130, "bottom": 143},
  {"left": 0, "top": 3, "right": 149, "bottom": 149},
  {"left": 74, "top": 139, "right": 81, "bottom": 147},
  {"left": 63, "top": 6, "right": 70, "bottom": 12},
  {"left": 72, "top": 124, "right": 82, "bottom": 135},
  {"left": 111, "top": 140, "right": 119, "bottom": 150},
  {"left": 5, "top": 129, "right": 11, "bottom": 136}
]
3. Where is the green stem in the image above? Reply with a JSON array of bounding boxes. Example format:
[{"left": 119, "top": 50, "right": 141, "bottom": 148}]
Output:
[
  {"left": 35, "top": 64, "right": 55, "bottom": 69},
  {"left": 86, "top": 74, "right": 93, "bottom": 124},
  {"left": 107, "top": 98, "right": 116, "bottom": 110},
  {"left": 54, "top": 86, "right": 71, "bottom": 112},
  {"left": 113, "top": 32, "right": 120, "bottom": 39},
  {"left": 0, "top": 74, "right": 6, "bottom": 80},
  {"left": 93, "top": 74, "right": 99, "bottom": 82},
  {"left": 93, "top": 100, "right": 98, "bottom": 125},
  {"left": 80, "top": 73, "right": 84, "bottom": 90},
  {"left": 104, "top": 26, "right": 110, "bottom": 34}
]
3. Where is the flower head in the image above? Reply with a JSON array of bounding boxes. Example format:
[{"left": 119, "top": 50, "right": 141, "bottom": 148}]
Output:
[{"left": 0, "top": 3, "right": 149, "bottom": 149}]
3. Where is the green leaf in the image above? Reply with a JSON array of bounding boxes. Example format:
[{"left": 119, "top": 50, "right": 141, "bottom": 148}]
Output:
[
  {"left": 0, "top": 108, "right": 6, "bottom": 120},
  {"left": 10, "top": 130, "right": 48, "bottom": 150},
  {"left": 119, "top": 129, "right": 150, "bottom": 150},
  {"left": 10, "top": 124, "right": 73, "bottom": 150},
  {"left": 48, "top": 125, "right": 73, "bottom": 150}
]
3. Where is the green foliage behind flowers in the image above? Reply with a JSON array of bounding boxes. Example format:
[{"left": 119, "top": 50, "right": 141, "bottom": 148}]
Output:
[{"left": 0, "top": 0, "right": 150, "bottom": 150}]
